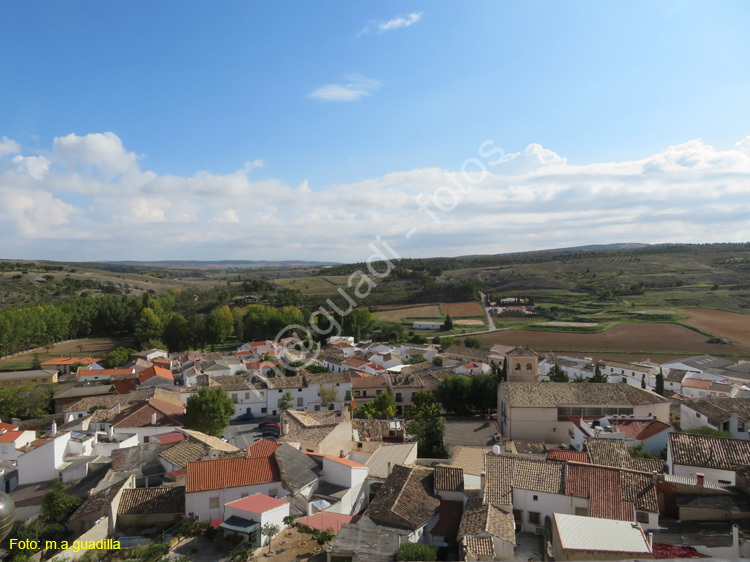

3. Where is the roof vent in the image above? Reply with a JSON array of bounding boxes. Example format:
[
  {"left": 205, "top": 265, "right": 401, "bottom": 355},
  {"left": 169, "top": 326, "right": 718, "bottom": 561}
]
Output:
[{"left": 492, "top": 444, "right": 501, "bottom": 456}]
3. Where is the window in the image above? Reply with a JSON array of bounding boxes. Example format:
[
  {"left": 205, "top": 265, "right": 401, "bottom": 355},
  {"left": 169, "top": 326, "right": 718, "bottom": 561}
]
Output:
[
  {"left": 376, "top": 390, "right": 382, "bottom": 395},
  {"left": 396, "top": 393, "right": 402, "bottom": 402},
  {"left": 261, "top": 408, "right": 267, "bottom": 413},
  {"left": 513, "top": 510, "right": 522, "bottom": 522},
  {"left": 532, "top": 495, "right": 538, "bottom": 501},
  {"left": 279, "top": 389, "right": 283, "bottom": 394},
  {"left": 528, "top": 512, "right": 540, "bottom": 525},
  {"left": 297, "top": 397, "right": 303, "bottom": 407},
  {"left": 722, "top": 421, "right": 730, "bottom": 431},
  {"left": 269, "top": 488, "right": 278, "bottom": 497},
  {"left": 739, "top": 420, "right": 746, "bottom": 432},
  {"left": 297, "top": 388, "right": 302, "bottom": 392},
  {"left": 357, "top": 442, "right": 363, "bottom": 448},
  {"left": 209, "top": 497, "right": 220, "bottom": 509},
  {"left": 696, "top": 413, "right": 701, "bottom": 418},
  {"left": 635, "top": 511, "right": 649, "bottom": 523},
  {"left": 355, "top": 391, "right": 361, "bottom": 397},
  {"left": 575, "top": 507, "right": 588, "bottom": 516},
  {"left": 362, "top": 391, "right": 367, "bottom": 397},
  {"left": 345, "top": 390, "right": 351, "bottom": 400},
  {"left": 245, "top": 392, "right": 250, "bottom": 399}
]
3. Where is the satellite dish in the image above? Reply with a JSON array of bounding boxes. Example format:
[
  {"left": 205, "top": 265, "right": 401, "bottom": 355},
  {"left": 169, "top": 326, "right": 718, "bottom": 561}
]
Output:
[{"left": 0, "top": 492, "right": 15, "bottom": 543}]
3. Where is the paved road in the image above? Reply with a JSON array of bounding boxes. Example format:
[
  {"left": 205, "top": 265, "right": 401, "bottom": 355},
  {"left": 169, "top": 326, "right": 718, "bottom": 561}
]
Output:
[
  {"left": 480, "top": 292, "right": 497, "bottom": 331},
  {"left": 223, "top": 419, "right": 268, "bottom": 449}
]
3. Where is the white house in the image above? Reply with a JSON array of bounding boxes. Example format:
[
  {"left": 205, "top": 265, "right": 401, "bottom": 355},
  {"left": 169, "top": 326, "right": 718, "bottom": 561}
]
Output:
[
  {"left": 600, "top": 360, "right": 658, "bottom": 389},
  {"left": 455, "top": 362, "right": 492, "bottom": 376},
  {"left": 309, "top": 454, "right": 368, "bottom": 515},
  {"left": 568, "top": 415, "right": 673, "bottom": 455},
  {"left": 185, "top": 439, "right": 287, "bottom": 521},
  {"left": 412, "top": 321, "right": 443, "bottom": 330},
  {"left": 679, "top": 397, "right": 750, "bottom": 439},
  {"left": 223, "top": 493, "right": 289, "bottom": 540},
  {"left": 681, "top": 377, "right": 736, "bottom": 399},
  {"left": 0, "top": 424, "right": 36, "bottom": 463},
  {"left": 76, "top": 367, "right": 135, "bottom": 383},
  {"left": 667, "top": 432, "right": 750, "bottom": 486},
  {"left": 17, "top": 425, "right": 96, "bottom": 485}
]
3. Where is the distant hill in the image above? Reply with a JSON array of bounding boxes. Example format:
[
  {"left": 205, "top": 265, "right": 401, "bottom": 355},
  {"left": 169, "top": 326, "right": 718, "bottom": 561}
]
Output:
[
  {"left": 105, "top": 259, "right": 340, "bottom": 269},
  {"left": 459, "top": 242, "right": 653, "bottom": 259}
]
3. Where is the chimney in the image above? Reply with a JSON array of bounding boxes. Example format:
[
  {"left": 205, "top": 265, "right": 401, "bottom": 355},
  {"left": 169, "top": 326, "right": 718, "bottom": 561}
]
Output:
[
  {"left": 50, "top": 421, "right": 57, "bottom": 437},
  {"left": 116, "top": 403, "right": 121, "bottom": 414},
  {"left": 480, "top": 471, "right": 486, "bottom": 492},
  {"left": 648, "top": 532, "right": 653, "bottom": 550},
  {"left": 107, "top": 425, "right": 114, "bottom": 440},
  {"left": 696, "top": 473, "right": 705, "bottom": 487},
  {"left": 151, "top": 413, "right": 157, "bottom": 425},
  {"left": 340, "top": 449, "right": 345, "bottom": 459},
  {"left": 387, "top": 462, "right": 392, "bottom": 476}
]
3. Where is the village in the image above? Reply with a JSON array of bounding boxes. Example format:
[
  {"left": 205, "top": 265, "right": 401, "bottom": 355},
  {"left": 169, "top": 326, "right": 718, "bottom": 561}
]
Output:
[{"left": 1, "top": 327, "right": 750, "bottom": 562}]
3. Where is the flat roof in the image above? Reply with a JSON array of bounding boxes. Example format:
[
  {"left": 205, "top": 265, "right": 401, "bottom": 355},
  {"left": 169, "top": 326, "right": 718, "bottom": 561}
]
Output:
[{"left": 554, "top": 513, "right": 651, "bottom": 554}]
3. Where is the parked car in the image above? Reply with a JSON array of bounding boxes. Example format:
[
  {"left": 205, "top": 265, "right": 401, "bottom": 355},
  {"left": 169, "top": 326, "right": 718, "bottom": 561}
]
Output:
[
  {"left": 258, "top": 421, "right": 280, "bottom": 430},
  {"left": 261, "top": 430, "right": 280, "bottom": 439},
  {"left": 235, "top": 412, "right": 255, "bottom": 422}
]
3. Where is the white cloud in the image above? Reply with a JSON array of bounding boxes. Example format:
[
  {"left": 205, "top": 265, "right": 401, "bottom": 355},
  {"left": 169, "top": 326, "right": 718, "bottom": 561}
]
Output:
[
  {"left": 309, "top": 74, "right": 381, "bottom": 102},
  {"left": 359, "top": 12, "right": 423, "bottom": 35},
  {"left": 1, "top": 131, "right": 750, "bottom": 260},
  {"left": 0, "top": 136, "right": 20, "bottom": 158}
]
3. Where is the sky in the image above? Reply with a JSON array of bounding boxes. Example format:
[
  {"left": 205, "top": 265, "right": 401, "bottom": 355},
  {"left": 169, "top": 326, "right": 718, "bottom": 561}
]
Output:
[{"left": 1, "top": 1, "right": 749, "bottom": 262}]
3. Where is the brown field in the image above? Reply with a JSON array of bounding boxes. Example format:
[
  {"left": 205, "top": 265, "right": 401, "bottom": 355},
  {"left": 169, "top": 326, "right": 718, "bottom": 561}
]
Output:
[
  {"left": 684, "top": 308, "right": 750, "bottom": 346},
  {"left": 375, "top": 304, "right": 443, "bottom": 323},
  {"left": 442, "top": 301, "right": 485, "bottom": 317},
  {"left": 455, "top": 319, "right": 484, "bottom": 326},
  {"left": 0, "top": 337, "right": 134, "bottom": 368},
  {"left": 460, "top": 323, "right": 750, "bottom": 357}
]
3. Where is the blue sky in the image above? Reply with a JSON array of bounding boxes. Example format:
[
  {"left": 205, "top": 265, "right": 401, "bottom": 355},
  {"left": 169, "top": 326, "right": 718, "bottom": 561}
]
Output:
[{"left": 1, "top": 1, "right": 749, "bottom": 261}]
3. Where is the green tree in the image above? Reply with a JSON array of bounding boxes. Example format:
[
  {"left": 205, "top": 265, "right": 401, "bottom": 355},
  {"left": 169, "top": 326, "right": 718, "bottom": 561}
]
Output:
[
  {"left": 31, "top": 354, "right": 42, "bottom": 370},
  {"left": 408, "top": 413, "right": 448, "bottom": 458},
  {"left": 205, "top": 305, "right": 234, "bottom": 350},
  {"left": 318, "top": 385, "right": 338, "bottom": 408},
  {"left": 163, "top": 314, "right": 190, "bottom": 353},
  {"left": 101, "top": 347, "right": 136, "bottom": 368},
  {"left": 397, "top": 542, "right": 437, "bottom": 561},
  {"left": 187, "top": 316, "right": 207, "bottom": 349},
  {"left": 438, "top": 336, "right": 456, "bottom": 352},
  {"left": 655, "top": 368, "right": 665, "bottom": 396},
  {"left": 261, "top": 523, "right": 281, "bottom": 553},
  {"left": 0, "top": 384, "right": 54, "bottom": 419},
  {"left": 683, "top": 426, "right": 732, "bottom": 438},
  {"left": 442, "top": 315, "right": 454, "bottom": 331},
  {"left": 41, "top": 478, "right": 84, "bottom": 522},
  {"left": 641, "top": 373, "right": 646, "bottom": 389},
  {"left": 134, "top": 307, "right": 163, "bottom": 348},
  {"left": 548, "top": 364, "right": 569, "bottom": 382},
  {"left": 354, "top": 392, "right": 397, "bottom": 419},
  {"left": 405, "top": 391, "right": 440, "bottom": 419},
  {"left": 406, "top": 353, "right": 425, "bottom": 365},
  {"left": 589, "top": 364, "right": 606, "bottom": 383},
  {"left": 278, "top": 391, "right": 294, "bottom": 411},
  {"left": 464, "top": 336, "right": 482, "bottom": 349},
  {"left": 500, "top": 360, "right": 508, "bottom": 382},
  {"left": 435, "top": 375, "right": 471, "bottom": 415},
  {"left": 432, "top": 356, "right": 443, "bottom": 367},
  {"left": 185, "top": 387, "right": 234, "bottom": 436},
  {"left": 469, "top": 374, "right": 497, "bottom": 414}
]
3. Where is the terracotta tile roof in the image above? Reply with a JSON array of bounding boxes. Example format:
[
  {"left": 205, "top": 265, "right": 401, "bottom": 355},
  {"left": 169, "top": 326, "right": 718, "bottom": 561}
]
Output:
[
  {"left": 247, "top": 438, "right": 281, "bottom": 458},
  {"left": 483, "top": 454, "right": 515, "bottom": 506},
  {"left": 459, "top": 496, "right": 516, "bottom": 545},
  {"left": 502, "top": 382, "right": 669, "bottom": 408},
  {"left": 77, "top": 368, "right": 133, "bottom": 377},
  {"left": 464, "top": 536, "right": 495, "bottom": 559},
  {"left": 434, "top": 465, "right": 464, "bottom": 492},
  {"left": 159, "top": 440, "right": 211, "bottom": 469},
  {"left": 352, "top": 375, "right": 387, "bottom": 389},
  {"left": 666, "top": 369, "right": 688, "bottom": 383},
  {"left": 365, "top": 464, "right": 440, "bottom": 530},
  {"left": 682, "top": 398, "right": 750, "bottom": 426},
  {"left": 565, "top": 463, "right": 633, "bottom": 521},
  {"left": 282, "top": 410, "right": 346, "bottom": 445},
  {"left": 342, "top": 358, "right": 368, "bottom": 368},
  {"left": 112, "top": 379, "right": 139, "bottom": 394},
  {"left": 450, "top": 446, "right": 493, "bottom": 476},
  {"left": 0, "top": 430, "right": 27, "bottom": 443},
  {"left": 0, "top": 423, "right": 18, "bottom": 432},
  {"left": 186, "top": 455, "right": 280, "bottom": 493},
  {"left": 547, "top": 449, "right": 590, "bottom": 463},
  {"left": 669, "top": 432, "right": 750, "bottom": 470},
  {"left": 152, "top": 431, "right": 186, "bottom": 445},
  {"left": 629, "top": 457, "right": 666, "bottom": 474},
  {"left": 111, "top": 399, "right": 184, "bottom": 429},
  {"left": 117, "top": 486, "right": 185, "bottom": 515},
  {"left": 307, "top": 453, "right": 367, "bottom": 468},
  {"left": 266, "top": 375, "right": 305, "bottom": 389},
  {"left": 609, "top": 420, "right": 672, "bottom": 441},
  {"left": 365, "top": 443, "right": 416, "bottom": 479},
  {"left": 512, "top": 456, "right": 565, "bottom": 494},
  {"left": 297, "top": 512, "right": 359, "bottom": 533},
  {"left": 69, "top": 480, "right": 127, "bottom": 521},
  {"left": 138, "top": 365, "right": 174, "bottom": 383},
  {"left": 585, "top": 438, "right": 633, "bottom": 468},
  {"left": 622, "top": 470, "right": 660, "bottom": 513}
]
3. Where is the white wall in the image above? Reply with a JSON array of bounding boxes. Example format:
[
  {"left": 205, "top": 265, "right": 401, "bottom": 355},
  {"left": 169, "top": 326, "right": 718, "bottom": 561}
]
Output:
[
  {"left": 92, "top": 433, "right": 139, "bottom": 456},
  {"left": 0, "top": 431, "right": 35, "bottom": 462},
  {"left": 225, "top": 501, "right": 289, "bottom": 539},
  {"left": 186, "top": 480, "right": 287, "bottom": 521},
  {"left": 512, "top": 488, "right": 572, "bottom": 533},
  {"left": 17, "top": 432, "right": 72, "bottom": 485}
]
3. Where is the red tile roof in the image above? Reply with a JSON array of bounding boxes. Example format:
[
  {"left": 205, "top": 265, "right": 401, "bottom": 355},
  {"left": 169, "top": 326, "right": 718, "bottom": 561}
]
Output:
[
  {"left": 152, "top": 431, "right": 187, "bottom": 445},
  {"left": 247, "top": 438, "right": 281, "bottom": 458},
  {"left": 138, "top": 365, "right": 174, "bottom": 383},
  {"left": 77, "top": 368, "right": 133, "bottom": 377},
  {"left": 0, "top": 430, "right": 27, "bottom": 443},
  {"left": 112, "top": 379, "right": 139, "bottom": 394},
  {"left": 565, "top": 464, "right": 633, "bottom": 521},
  {"left": 0, "top": 423, "right": 19, "bottom": 432},
  {"left": 682, "top": 379, "right": 711, "bottom": 389},
  {"left": 610, "top": 420, "right": 672, "bottom": 441},
  {"left": 226, "top": 493, "right": 286, "bottom": 513},
  {"left": 547, "top": 450, "right": 590, "bottom": 463},
  {"left": 342, "top": 358, "right": 368, "bottom": 368},
  {"left": 186, "top": 456, "right": 280, "bottom": 493}
]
